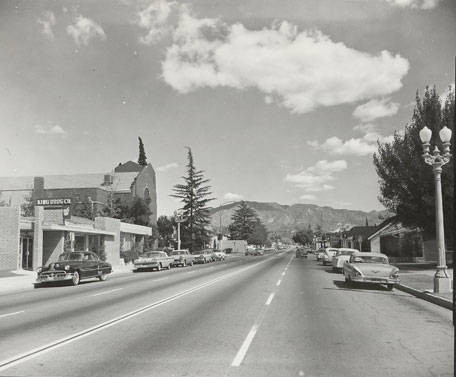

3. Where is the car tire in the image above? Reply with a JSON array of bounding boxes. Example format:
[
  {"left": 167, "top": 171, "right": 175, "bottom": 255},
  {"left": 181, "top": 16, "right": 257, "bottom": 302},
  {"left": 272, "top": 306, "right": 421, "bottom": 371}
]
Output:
[
  {"left": 98, "top": 272, "right": 108, "bottom": 281},
  {"left": 386, "top": 284, "right": 394, "bottom": 291},
  {"left": 167, "top": 263, "right": 171, "bottom": 270},
  {"left": 189, "top": 260, "right": 193, "bottom": 266},
  {"left": 72, "top": 271, "right": 80, "bottom": 286},
  {"left": 34, "top": 283, "right": 42, "bottom": 289},
  {"left": 157, "top": 263, "right": 162, "bottom": 271},
  {"left": 322, "top": 261, "right": 326, "bottom": 266},
  {"left": 183, "top": 260, "right": 187, "bottom": 267}
]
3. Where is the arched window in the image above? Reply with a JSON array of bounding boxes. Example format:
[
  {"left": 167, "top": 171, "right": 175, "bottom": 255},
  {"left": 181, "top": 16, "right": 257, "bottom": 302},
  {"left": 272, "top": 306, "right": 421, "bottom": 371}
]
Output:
[{"left": 144, "top": 187, "right": 150, "bottom": 202}]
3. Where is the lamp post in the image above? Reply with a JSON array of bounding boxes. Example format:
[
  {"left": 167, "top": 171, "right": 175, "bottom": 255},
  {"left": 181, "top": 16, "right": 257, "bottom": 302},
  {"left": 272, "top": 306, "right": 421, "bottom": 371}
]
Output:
[
  {"left": 174, "top": 209, "right": 185, "bottom": 250},
  {"left": 419, "top": 125, "right": 453, "bottom": 293}
]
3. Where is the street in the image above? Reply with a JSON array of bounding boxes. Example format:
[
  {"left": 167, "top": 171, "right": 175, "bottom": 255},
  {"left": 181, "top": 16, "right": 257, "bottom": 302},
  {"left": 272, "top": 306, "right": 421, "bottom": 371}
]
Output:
[{"left": 0, "top": 250, "right": 453, "bottom": 377}]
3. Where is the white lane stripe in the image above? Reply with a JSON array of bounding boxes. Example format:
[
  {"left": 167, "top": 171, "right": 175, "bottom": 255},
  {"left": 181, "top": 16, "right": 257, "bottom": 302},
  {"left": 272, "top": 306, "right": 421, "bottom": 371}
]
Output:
[
  {"left": 231, "top": 325, "right": 258, "bottom": 367},
  {"left": 152, "top": 277, "right": 169, "bottom": 282},
  {"left": 281, "top": 272, "right": 286, "bottom": 276},
  {"left": 276, "top": 279, "right": 282, "bottom": 287},
  {"left": 0, "top": 258, "right": 270, "bottom": 372},
  {"left": 265, "top": 292, "right": 275, "bottom": 306},
  {"left": 91, "top": 288, "right": 122, "bottom": 297},
  {"left": 0, "top": 311, "right": 24, "bottom": 319}
]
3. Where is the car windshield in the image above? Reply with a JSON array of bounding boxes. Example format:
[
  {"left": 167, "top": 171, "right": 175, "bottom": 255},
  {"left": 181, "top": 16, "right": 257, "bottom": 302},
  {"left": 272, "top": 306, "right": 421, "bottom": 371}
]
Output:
[
  {"left": 170, "top": 251, "right": 182, "bottom": 255},
  {"left": 352, "top": 256, "right": 388, "bottom": 264},
  {"left": 339, "top": 250, "right": 356, "bottom": 256},
  {"left": 58, "top": 253, "right": 83, "bottom": 261}
]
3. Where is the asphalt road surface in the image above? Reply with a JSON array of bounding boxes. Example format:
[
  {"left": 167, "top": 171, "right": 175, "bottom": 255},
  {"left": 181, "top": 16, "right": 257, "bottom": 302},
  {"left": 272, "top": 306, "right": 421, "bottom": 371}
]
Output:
[{"left": 0, "top": 250, "right": 453, "bottom": 377}]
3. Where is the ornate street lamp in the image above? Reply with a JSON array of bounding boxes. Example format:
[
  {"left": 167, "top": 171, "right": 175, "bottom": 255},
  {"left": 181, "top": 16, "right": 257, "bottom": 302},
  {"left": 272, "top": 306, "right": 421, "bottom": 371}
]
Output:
[
  {"left": 174, "top": 209, "right": 185, "bottom": 250},
  {"left": 419, "top": 125, "right": 453, "bottom": 293}
]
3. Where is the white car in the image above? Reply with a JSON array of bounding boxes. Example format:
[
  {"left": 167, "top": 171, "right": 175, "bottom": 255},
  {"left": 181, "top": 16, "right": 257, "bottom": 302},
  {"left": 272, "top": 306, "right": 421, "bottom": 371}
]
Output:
[
  {"left": 322, "top": 248, "right": 338, "bottom": 265},
  {"left": 343, "top": 252, "right": 400, "bottom": 290},
  {"left": 332, "top": 248, "right": 359, "bottom": 272},
  {"left": 213, "top": 250, "right": 226, "bottom": 261}
]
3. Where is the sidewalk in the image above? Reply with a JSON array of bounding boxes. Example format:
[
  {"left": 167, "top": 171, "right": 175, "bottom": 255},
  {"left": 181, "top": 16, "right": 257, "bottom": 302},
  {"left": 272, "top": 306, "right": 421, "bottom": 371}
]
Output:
[
  {"left": 0, "top": 264, "right": 134, "bottom": 296},
  {"left": 395, "top": 265, "right": 454, "bottom": 309}
]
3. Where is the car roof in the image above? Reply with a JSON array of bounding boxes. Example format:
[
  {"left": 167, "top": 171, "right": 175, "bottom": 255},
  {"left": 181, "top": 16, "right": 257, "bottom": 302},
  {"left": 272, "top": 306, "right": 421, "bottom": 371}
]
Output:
[
  {"left": 338, "top": 248, "right": 359, "bottom": 252},
  {"left": 353, "top": 252, "right": 388, "bottom": 257}
]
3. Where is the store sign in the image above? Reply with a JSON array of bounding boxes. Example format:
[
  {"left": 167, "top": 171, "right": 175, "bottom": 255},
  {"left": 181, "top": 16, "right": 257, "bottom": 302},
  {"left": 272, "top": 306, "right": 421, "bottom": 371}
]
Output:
[{"left": 35, "top": 198, "right": 72, "bottom": 208}]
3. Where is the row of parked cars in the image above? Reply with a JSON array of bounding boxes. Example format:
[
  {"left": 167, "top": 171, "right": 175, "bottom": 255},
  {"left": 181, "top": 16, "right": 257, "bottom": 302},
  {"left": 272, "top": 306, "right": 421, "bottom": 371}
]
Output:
[
  {"left": 35, "top": 248, "right": 227, "bottom": 287},
  {"left": 311, "top": 247, "right": 400, "bottom": 290}
]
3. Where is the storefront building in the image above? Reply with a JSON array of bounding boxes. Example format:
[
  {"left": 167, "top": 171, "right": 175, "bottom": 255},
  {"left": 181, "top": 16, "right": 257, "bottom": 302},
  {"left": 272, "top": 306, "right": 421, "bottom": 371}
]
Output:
[{"left": 0, "top": 205, "right": 152, "bottom": 271}]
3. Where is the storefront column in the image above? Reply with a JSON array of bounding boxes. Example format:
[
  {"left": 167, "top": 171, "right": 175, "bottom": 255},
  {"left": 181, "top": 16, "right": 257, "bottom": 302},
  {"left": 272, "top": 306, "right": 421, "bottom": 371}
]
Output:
[
  {"left": 32, "top": 206, "right": 44, "bottom": 269},
  {"left": 84, "top": 234, "right": 89, "bottom": 251}
]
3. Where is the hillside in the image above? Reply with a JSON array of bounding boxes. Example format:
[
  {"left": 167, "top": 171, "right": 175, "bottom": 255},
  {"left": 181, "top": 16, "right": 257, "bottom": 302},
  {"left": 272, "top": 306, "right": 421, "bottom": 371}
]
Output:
[{"left": 209, "top": 201, "right": 388, "bottom": 235}]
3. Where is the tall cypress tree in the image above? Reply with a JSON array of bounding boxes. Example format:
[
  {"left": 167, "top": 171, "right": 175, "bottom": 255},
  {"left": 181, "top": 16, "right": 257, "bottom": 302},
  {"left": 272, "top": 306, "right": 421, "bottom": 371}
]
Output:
[
  {"left": 138, "top": 137, "right": 147, "bottom": 166},
  {"left": 171, "top": 147, "right": 214, "bottom": 251}
]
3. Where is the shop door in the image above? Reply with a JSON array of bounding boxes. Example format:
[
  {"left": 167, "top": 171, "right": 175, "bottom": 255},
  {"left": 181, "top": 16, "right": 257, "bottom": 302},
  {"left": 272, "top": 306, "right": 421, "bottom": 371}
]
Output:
[{"left": 21, "top": 237, "right": 33, "bottom": 270}]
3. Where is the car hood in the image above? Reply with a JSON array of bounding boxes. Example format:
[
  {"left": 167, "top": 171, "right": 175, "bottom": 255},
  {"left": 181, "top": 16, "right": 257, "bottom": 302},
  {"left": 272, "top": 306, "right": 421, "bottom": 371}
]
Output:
[{"left": 355, "top": 263, "right": 397, "bottom": 276}]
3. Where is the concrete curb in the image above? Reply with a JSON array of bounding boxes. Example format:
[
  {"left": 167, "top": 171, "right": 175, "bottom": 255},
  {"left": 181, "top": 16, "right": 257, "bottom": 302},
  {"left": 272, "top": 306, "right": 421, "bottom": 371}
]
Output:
[{"left": 395, "top": 283, "right": 453, "bottom": 310}]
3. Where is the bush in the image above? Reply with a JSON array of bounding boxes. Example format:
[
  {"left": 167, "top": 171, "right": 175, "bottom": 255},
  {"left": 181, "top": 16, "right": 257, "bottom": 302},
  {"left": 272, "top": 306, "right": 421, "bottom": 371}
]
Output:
[{"left": 120, "top": 250, "right": 139, "bottom": 264}]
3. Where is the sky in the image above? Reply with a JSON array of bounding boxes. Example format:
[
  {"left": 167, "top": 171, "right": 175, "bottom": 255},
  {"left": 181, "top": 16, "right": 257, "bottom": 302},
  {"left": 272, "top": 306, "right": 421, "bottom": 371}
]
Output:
[{"left": 0, "top": 0, "right": 455, "bottom": 216}]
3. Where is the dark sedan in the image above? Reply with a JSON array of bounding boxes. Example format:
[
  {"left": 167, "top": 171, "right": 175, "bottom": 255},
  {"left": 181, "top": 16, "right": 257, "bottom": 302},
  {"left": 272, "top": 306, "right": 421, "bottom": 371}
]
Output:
[{"left": 36, "top": 251, "right": 112, "bottom": 287}]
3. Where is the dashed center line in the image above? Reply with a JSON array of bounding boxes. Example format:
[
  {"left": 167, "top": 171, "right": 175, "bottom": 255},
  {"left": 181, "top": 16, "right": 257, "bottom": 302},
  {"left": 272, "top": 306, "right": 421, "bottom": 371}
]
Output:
[
  {"left": 276, "top": 279, "right": 282, "bottom": 287},
  {"left": 152, "top": 277, "right": 169, "bottom": 282},
  {"left": 265, "top": 292, "right": 275, "bottom": 306},
  {"left": 91, "top": 288, "right": 122, "bottom": 297},
  {"left": 0, "top": 311, "right": 24, "bottom": 319}
]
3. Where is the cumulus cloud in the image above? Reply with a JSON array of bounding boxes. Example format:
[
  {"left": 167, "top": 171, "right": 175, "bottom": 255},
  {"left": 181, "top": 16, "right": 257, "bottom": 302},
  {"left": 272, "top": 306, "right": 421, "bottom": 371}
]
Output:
[
  {"left": 154, "top": 4, "right": 409, "bottom": 114},
  {"left": 35, "top": 124, "right": 67, "bottom": 136},
  {"left": 37, "top": 11, "right": 56, "bottom": 40},
  {"left": 156, "top": 162, "right": 179, "bottom": 172},
  {"left": 285, "top": 160, "right": 347, "bottom": 193},
  {"left": 67, "top": 15, "right": 106, "bottom": 46},
  {"left": 223, "top": 192, "right": 243, "bottom": 201},
  {"left": 137, "top": 0, "right": 176, "bottom": 44},
  {"left": 385, "top": 0, "right": 441, "bottom": 9},
  {"left": 353, "top": 98, "right": 399, "bottom": 122}
]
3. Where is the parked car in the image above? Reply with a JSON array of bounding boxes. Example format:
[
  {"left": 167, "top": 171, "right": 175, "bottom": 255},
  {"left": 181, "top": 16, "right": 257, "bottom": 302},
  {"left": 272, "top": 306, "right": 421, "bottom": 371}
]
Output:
[
  {"left": 322, "top": 248, "right": 338, "bottom": 265},
  {"left": 252, "top": 248, "right": 264, "bottom": 256},
  {"left": 169, "top": 249, "right": 194, "bottom": 267},
  {"left": 332, "top": 248, "right": 359, "bottom": 272},
  {"left": 213, "top": 250, "right": 226, "bottom": 261},
  {"left": 295, "top": 247, "right": 308, "bottom": 258},
  {"left": 192, "top": 250, "right": 214, "bottom": 264},
  {"left": 133, "top": 251, "right": 174, "bottom": 272},
  {"left": 343, "top": 252, "right": 400, "bottom": 290},
  {"left": 36, "top": 251, "right": 112, "bottom": 287}
]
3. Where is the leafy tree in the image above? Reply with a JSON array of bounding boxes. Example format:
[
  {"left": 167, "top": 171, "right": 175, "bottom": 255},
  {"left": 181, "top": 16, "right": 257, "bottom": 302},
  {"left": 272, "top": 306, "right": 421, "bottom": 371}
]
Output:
[
  {"left": 171, "top": 147, "right": 214, "bottom": 251},
  {"left": 248, "top": 220, "right": 269, "bottom": 246},
  {"left": 373, "top": 85, "right": 454, "bottom": 244},
  {"left": 228, "top": 201, "right": 259, "bottom": 240},
  {"left": 157, "top": 215, "right": 175, "bottom": 247},
  {"left": 128, "top": 197, "right": 151, "bottom": 226},
  {"left": 138, "top": 136, "right": 148, "bottom": 166},
  {"left": 293, "top": 226, "right": 314, "bottom": 246}
]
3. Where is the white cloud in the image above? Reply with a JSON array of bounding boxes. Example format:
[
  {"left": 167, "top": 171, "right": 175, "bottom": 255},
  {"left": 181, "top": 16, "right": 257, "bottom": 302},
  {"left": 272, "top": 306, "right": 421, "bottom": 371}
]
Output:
[
  {"left": 223, "top": 192, "right": 243, "bottom": 202},
  {"left": 35, "top": 124, "right": 67, "bottom": 136},
  {"left": 385, "top": 0, "right": 441, "bottom": 9},
  {"left": 137, "top": 0, "right": 176, "bottom": 44},
  {"left": 308, "top": 123, "right": 395, "bottom": 156},
  {"left": 353, "top": 98, "right": 399, "bottom": 122},
  {"left": 299, "top": 194, "right": 316, "bottom": 201},
  {"left": 159, "top": 6, "right": 409, "bottom": 114},
  {"left": 285, "top": 160, "right": 347, "bottom": 193},
  {"left": 67, "top": 15, "right": 106, "bottom": 46},
  {"left": 37, "top": 11, "right": 56, "bottom": 40},
  {"left": 156, "top": 162, "right": 178, "bottom": 172}
]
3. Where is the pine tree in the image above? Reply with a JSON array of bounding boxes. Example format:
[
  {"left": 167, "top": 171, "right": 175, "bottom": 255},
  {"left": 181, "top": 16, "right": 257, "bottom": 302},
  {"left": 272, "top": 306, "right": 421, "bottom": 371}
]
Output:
[
  {"left": 138, "top": 137, "right": 148, "bottom": 166},
  {"left": 171, "top": 147, "right": 213, "bottom": 251},
  {"left": 228, "top": 201, "right": 259, "bottom": 240}
]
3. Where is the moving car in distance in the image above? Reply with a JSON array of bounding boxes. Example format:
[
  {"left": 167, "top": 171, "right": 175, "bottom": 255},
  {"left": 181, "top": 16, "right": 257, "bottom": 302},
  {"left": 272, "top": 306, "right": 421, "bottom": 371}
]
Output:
[
  {"left": 295, "top": 247, "right": 308, "bottom": 258},
  {"left": 316, "top": 249, "right": 325, "bottom": 262},
  {"left": 36, "top": 251, "right": 112, "bottom": 287},
  {"left": 321, "top": 248, "right": 338, "bottom": 266},
  {"left": 192, "top": 250, "right": 214, "bottom": 264},
  {"left": 169, "top": 249, "right": 194, "bottom": 267},
  {"left": 343, "top": 252, "right": 400, "bottom": 290},
  {"left": 332, "top": 248, "right": 359, "bottom": 272},
  {"left": 133, "top": 251, "right": 174, "bottom": 272},
  {"left": 213, "top": 250, "right": 226, "bottom": 261}
]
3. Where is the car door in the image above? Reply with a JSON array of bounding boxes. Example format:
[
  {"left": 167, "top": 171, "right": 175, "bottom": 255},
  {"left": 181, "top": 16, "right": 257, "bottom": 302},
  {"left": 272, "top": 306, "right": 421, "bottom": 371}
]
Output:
[{"left": 84, "top": 253, "right": 99, "bottom": 278}]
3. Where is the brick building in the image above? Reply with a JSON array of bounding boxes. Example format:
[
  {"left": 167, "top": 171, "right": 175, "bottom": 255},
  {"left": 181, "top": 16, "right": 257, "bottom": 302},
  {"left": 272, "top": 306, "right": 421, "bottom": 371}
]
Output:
[{"left": 0, "top": 161, "right": 157, "bottom": 225}]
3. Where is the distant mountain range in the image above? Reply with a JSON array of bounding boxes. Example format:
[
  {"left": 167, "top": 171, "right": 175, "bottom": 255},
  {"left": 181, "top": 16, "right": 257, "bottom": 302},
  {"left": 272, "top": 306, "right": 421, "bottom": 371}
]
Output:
[{"left": 209, "top": 201, "right": 388, "bottom": 235}]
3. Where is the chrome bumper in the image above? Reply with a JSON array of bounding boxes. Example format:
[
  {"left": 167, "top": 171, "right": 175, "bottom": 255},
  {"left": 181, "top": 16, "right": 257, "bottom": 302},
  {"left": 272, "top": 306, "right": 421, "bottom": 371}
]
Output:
[{"left": 37, "top": 272, "right": 74, "bottom": 282}]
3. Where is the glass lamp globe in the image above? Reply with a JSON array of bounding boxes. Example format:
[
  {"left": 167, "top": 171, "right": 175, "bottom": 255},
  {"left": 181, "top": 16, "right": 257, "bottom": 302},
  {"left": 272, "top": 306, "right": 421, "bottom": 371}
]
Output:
[
  {"left": 419, "top": 126, "right": 432, "bottom": 143},
  {"left": 439, "top": 126, "right": 452, "bottom": 143}
]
